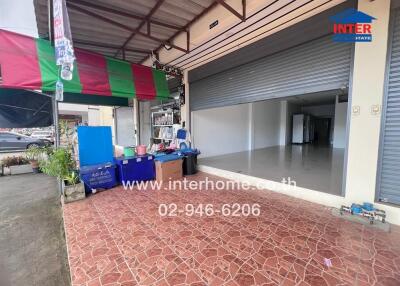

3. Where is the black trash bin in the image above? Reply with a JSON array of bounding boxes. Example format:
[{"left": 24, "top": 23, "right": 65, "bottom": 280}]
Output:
[{"left": 183, "top": 153, "right": 198, "bottom": 175}]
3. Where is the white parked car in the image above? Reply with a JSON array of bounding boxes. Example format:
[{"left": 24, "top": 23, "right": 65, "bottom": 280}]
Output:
[{"left": 30, "top": 130, "right": 55, "bottom": 144}]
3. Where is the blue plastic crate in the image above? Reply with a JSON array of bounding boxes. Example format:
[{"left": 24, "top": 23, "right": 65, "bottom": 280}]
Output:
[
  {"left": 114, "top": 155, "right": 155, "bottom": 185},
  {"left": 362, "top": 202, "right": 374, "bottom": 211},
  {"left": 80, "top": 163, "right": 117, "bottom": 193},
  {"left": 351, "top": 203, "right": 363, "bottom": 214},
  {"left": 77, "top": 126, "right": 113, "bottom": 167}
]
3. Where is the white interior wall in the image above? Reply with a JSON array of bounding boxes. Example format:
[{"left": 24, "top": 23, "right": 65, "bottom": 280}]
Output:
[
  {"left": 279, "top": 101, "right": 288, "bottom": 145},
  {"left": 253, "top": 100, "right": 281, "bottom": 149},
  {"left": 192, "top": 100, "right": 283, "bottom": 158},
  {"left": 192, "top": 104, "right": 250, "bottom": 158},
  {"left": 333, "top": 98, "right": 348, "bottom": 148}
]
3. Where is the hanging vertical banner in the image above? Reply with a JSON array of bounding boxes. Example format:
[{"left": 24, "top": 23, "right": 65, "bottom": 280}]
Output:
[{"left": 53, "top": 0, "right": 75, "bottom": 81}]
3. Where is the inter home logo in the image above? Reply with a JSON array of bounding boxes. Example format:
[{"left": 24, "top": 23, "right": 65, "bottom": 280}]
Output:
[{"left": 330, "top": 8, "right": 376, "bottom": 42}]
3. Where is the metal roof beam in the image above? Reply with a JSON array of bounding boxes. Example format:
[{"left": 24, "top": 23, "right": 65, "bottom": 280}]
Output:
[
  {"left": 215, "top": 0, "right": 246, "bottom": 21},
  {"left": 73, "top": 40, "right": 151, "bottom": 54},
  {"left": 67, "top": 0, "right": 182, "bottom": 31},
  {"left": 67, "top": 2, "right": 188, "bottom": 54},
  {"left": 141, "top": 2, "right": 219, "bottom": 63},
  {"left": 115, "top": 0, "right": 166, "bottom": 57}
]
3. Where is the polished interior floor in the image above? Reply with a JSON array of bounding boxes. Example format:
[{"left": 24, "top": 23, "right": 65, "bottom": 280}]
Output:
[
  {"left": 199, "top": 145, "right": 345, "bottom": 196},
  {"left": 64, "top": 173, "right": 400, "bottom": 286}
]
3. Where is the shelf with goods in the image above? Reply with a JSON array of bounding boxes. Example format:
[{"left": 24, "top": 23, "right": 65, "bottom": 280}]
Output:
[
  {"left": 151, "top": 108, "right": 180, "bottom": 145},
  {"left": 153, "top": 137, "right": 173, "bottom": 141}
]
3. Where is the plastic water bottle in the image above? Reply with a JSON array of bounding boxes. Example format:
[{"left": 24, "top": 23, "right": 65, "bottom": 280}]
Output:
[{"left": 55, "top": 80, "right": 64, "bottom": 101}]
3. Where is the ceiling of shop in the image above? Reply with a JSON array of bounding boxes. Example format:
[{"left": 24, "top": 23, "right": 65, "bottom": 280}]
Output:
[
  {"left": 188, "top": 0, "right": 355, "bottom": 83},
  {"left": 286, "top": 90, "right": 341, "bottom": 107},
  {"left": 33, "top": 0, "right": 217, "bottom": 63}
]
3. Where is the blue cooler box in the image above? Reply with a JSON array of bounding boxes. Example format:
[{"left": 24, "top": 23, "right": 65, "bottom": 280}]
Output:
[
  {"left": 80, "top": 163, "right": 117, "bottom": 193},
  {"left": 114, "top": 155, "right": 155, "bottom": 184}
]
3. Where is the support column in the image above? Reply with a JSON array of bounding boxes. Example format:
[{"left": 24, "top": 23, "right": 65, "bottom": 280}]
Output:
[
  {"left": 279, "top": 100, "right": 288, "bottom": 146},
  {"left": 345, "top": 0, "right": 391, "bottom": 203},
  {"left": 182, "top": 70, "right": 190, "bottom": 130},
  {"left": 133, "top": 98, "right": 140, "bottom": 145},
  {"left": 248, "top": 103, "right": 254, "bottom": 150}
]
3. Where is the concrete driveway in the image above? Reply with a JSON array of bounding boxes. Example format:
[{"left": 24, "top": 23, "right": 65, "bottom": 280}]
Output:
[{"left": 0, "top": 173, "right": 70, "bottom": 286}]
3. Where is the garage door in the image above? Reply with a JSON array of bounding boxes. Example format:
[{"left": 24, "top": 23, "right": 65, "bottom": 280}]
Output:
[
  {"left": 377, "top": 9, "right": 400, "bottom": 204},
  {"left": 189, "top": 36, "right": 352, "bottom": 111}
]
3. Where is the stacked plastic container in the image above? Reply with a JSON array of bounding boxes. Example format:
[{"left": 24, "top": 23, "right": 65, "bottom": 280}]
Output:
[
  {"left": 114, "top": 155, "right": 155, "bottom": 184},
  {"left": 77, "top": 126, "right": 117, "bottom": 193}
]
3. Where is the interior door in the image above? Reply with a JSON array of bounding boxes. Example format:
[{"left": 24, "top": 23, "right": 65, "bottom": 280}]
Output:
[{"left": 314, "top": 118, "right": 331, "bottom": 145}]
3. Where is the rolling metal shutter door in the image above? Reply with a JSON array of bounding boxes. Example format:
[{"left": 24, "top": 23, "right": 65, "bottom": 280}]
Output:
[
  {"left": 378, "top": 10, "right": 400, "bottom": 204},
  {"left": 190, "top": 36, "right": 352, "bottom": 111}
]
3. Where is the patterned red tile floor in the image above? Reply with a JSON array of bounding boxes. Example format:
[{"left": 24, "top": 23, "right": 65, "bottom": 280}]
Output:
[{"left": 63, "top": 173, "right": 400, "bottom": 286}]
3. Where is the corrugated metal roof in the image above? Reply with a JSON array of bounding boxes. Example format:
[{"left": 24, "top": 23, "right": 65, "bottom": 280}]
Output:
[{"left": 33, "top": 0, "right": 214, "bottom": 63}]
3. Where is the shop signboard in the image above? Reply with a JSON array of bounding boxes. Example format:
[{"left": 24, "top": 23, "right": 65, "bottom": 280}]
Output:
[{"left": 330, "top": 8, "right": 376, "bottom": 42}]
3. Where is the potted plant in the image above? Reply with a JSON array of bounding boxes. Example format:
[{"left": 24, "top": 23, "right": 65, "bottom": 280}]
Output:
[
  {"left": 62, "top": 170, "right": 85, "bottom": 202},
  {"left": 40, "top": 148, "right": 85, "bottom": 203},
  {"left": 1, "top": 156, "right": 31, "bottom": 175},
  {"left": 25, "top": 146, "right": 47, "bottom": 173}
]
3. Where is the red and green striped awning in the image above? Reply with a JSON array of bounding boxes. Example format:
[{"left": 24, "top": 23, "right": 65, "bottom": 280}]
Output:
[{"left": 0, "top": 29, "right": 169, "bottom": 101}]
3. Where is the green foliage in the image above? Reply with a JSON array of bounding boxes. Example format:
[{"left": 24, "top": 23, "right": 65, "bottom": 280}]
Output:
[
  {"left": 59, "top": 120, "right": 71, "bottom": 136},
  {"left": 1, "top": 156, "right": 29, "bottom": 167},
  {"left": 64, "top": 171, "right": 80, "bottom": 186},
  {"left": 39, "top": 148, "right": 78, "bottom": 184},
  {"left": 25, "top": 146, "right": 48, "bottom": 162},
  {"left": 59, "top": 120, "right": 74, "bottom": 148}
]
